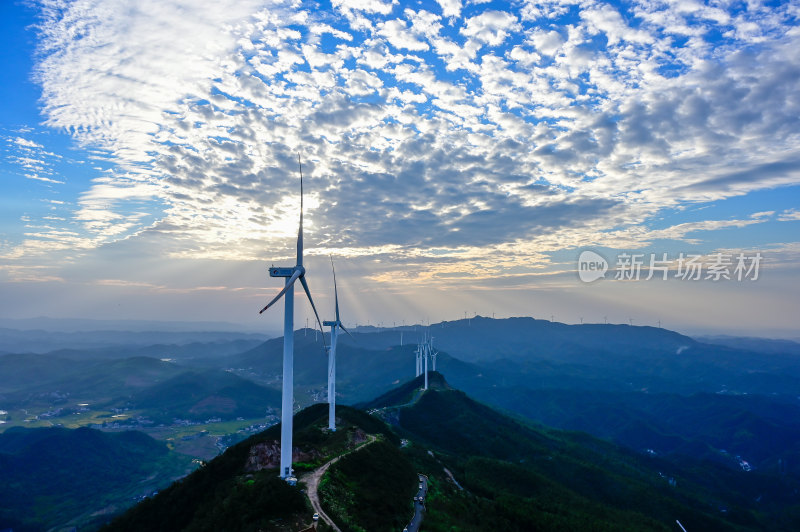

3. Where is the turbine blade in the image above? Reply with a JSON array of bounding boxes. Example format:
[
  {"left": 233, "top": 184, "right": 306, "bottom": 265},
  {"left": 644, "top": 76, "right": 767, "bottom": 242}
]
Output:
[
  {"left": 339, "top": 324, "right": 356, "bottom": 342},
  {"left": 330, "top": 255, "right": 340, "bottom": 322},
  {"left": 258, "top": 270, "right": 300, "bottom": 314},
  {"left": 300, "top": 276, "right": 324, "bottom": 333},
  {"left": 296, "top": 154, "right": 304, "bottom": 267}
]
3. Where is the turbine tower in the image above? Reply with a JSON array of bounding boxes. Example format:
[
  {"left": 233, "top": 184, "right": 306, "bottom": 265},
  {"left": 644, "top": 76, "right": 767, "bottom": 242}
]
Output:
[
  {"left": 418, "top": 330, "right": 430, "bottom": 390},
  {"left": 423, "top": 343, "right": 428, "bottom": 390},
  {"left": 323, "top": 257, "right": 352, "bottom": 432},
  {"left": 430, "top": 336, "right": 437, "bottom": 372},
  {"left": 259, "top": 155, "right": 324, "bottom": 482}
]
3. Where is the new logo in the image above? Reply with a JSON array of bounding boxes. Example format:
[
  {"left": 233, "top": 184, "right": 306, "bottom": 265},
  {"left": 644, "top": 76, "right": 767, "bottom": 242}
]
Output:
[{"left": 577, "top": 250, "right": 608, "bottom": 283}]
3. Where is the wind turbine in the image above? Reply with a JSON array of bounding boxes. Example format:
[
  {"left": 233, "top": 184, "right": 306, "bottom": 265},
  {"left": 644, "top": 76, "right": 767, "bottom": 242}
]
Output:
[
  {"left": 430, "top": 335, "right": 438, "bottom": 372},
  {"left": 418, "top": 329, "right": 431, "bottom": 390},
  {"left": 323, "top": 257, "right": 352, "bottom": 432},
  {"left": 259, "top": 155, "right": 324, "bottom": 482},
  {"left": 414, "top": 343, "right": 422, "bottom": 377},
  {"left": 423, "top": 341, "right": 429, "bottom": 390}
]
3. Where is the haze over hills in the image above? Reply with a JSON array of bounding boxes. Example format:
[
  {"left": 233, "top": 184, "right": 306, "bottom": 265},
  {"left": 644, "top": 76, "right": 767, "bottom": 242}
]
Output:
[
  {"left": 0, "top": 354, "right": 283, "bottom": 434},
  {"left": 698, "top": 335, "right": 800, "bottom": 356},
  {"left": 0, "top": 327, "right": 269, "bottom": 355},
  {"left": 193, "top": 332, "right": 445, "bottom": 404},
  {"left": 4, "top": 317, "right": 800, "bottom": 466},
  {"left": 0, "top": 317, "right": 275, "bottom": 334},
  {"left": 213, "top": 317, "right": 800, "bottom": 401}
]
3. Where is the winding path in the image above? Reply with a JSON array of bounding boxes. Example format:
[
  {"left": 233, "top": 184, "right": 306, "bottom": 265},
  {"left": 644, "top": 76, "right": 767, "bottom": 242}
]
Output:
[
  {"left": 300, "top": 434, "right": 377, "bottom": 532},
  {"left": 404, "top": 474, "right": 428, "bottom": 532}
]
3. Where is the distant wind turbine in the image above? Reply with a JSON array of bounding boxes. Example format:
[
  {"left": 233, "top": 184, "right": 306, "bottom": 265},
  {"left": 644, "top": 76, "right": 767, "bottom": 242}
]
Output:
[
  {"left": 323, "top": 257, "right": 353, "bottom": 432},
  {"left": 430, "top": 335, "right": 438, "bottom": 371},
  {"left": 259, "top": 155, "right": 324, "bottom": 482},
  {"left": 421, "top": 330, "right": 429, "bottom": 390},
  {"left": 423, "top": 342, "right": 429, "bottom": 389},
  {"left": 417, "top": 330, "right": 436, "bottom": 389},
  {"left": 415, "top": 343, "right": 422, "bottom": 377}
]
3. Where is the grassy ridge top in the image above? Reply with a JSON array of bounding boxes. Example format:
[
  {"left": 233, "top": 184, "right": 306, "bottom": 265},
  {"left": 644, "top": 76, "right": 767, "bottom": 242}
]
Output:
[
  {"left": 100, "top": 404, "right": 396, "bottom": 531},
  {"left": 320, "top": 440, "right": 418, "bottom": 532}
]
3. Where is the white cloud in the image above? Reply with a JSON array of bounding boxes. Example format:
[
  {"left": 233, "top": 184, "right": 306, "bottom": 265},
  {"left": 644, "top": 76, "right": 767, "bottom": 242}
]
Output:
[
  {"left": 378, "top": 18, "right": 429, "bottom": 51},
  {"left": 581, "top": 5, "right": 652, "bottom": 46},
  {"left": 35, "top": 0, "right": 269, "bottom": 163},
  {"left": 529, "top": 29, "right": 564, "bottom": 56},
  {"left": 460, "top": 10, "right": 520, "bottom": 47},
  {"left": 14, "top": 137, "right": 44, "bottom": 149},
  {"left": 779, "top": 209, "right": 800, "bottom": 222},
  {"left": 435, "top": 0, "right": 461, "bottom": 18},
  {"left": 332, "top": 0, "right": 394, "bottom": 16},
  {"left": 25, "top": 174, "right": 65, "bottom": 184},
  {"left": 507, "top": 45, "right": 540, "bottom": 66},
  {"left": 7, "top": 0, "right": 798, "bottom": 290},
  {"left": 520, "top": 0, "right": 573, "bottom": 21},
  {"left": 331, "top": 0, "right": 394, "bottom": 31}
]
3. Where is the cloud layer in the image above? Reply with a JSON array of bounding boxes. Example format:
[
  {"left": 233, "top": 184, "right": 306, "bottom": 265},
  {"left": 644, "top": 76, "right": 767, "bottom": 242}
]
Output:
[{"left": 6, "top": 0, "right": 800, "bottom": 287}]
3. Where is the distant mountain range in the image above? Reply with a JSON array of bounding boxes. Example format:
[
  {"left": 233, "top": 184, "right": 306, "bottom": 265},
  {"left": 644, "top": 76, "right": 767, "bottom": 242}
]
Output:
[
  {"left": 4, "top": 317, "right": 800, "bottom": 468},
  {"left": 0, "top": 317, "right": 274, "bottom": 334},
  {"left": 698, "top": 335, "right": 800, "bottom": 356},
  {"left": 0, "top": 327, "right": 268, "bottom": 354},
  {"left": 2, "top": 316, "right": 800, "bottom": 530}
]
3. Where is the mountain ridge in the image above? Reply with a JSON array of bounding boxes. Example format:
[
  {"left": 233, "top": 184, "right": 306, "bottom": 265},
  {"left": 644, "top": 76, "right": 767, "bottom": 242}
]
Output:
[{"left": 100, "top": 373, "right": 800, "bottom": 531}]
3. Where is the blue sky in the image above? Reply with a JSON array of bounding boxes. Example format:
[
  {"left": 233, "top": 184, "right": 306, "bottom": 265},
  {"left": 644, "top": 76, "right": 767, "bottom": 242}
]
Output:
[{"left": 1, "top": 0, "right": 799, "bottom": 337}]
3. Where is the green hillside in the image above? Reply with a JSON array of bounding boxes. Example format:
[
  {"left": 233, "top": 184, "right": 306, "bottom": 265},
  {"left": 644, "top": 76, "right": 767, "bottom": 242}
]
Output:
[
  {"left": 319, "top": 439, "right": 418, "bottom": 532},
  {"left": 0, "top": 356, "right": 282, "bottom": 432},
  {"left": 100, "top": 404, "right": 400, "bottom": 531},
  {"left": 0, "top": 426, "right": 192, "bottom": 531},
  {"left": 359, "top": 370, "right": 450, "bottom": 409},
  {"left": 388, "top": 383, "right": 800, "bottom": 531},
  {"left": 128, "top": 369, "right": 281, "bottom": 422},
  {"left": 98, "top": 372, "right": 800, "bottom": 531},
  {"left": 476, "top": 387, "right": 800, "bottom": 475}
]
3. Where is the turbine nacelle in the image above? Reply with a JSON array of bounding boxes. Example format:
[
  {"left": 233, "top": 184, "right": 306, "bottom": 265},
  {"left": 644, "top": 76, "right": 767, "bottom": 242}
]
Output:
[{"left": 269, "top": 266, "right": 298, "bottom": 277}]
